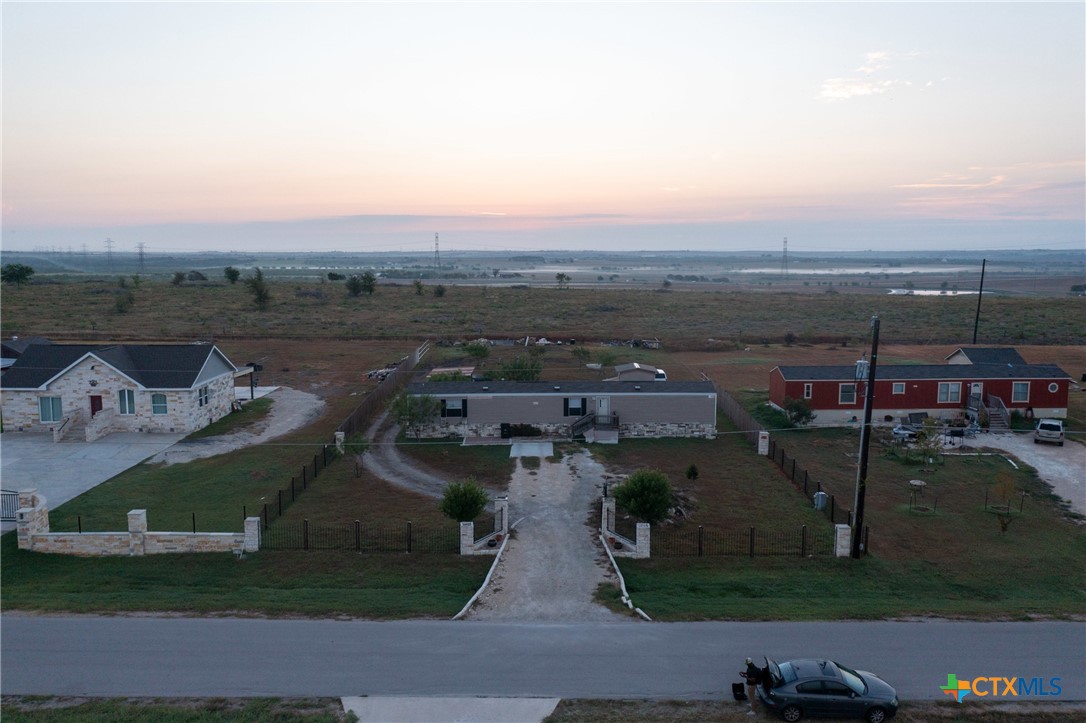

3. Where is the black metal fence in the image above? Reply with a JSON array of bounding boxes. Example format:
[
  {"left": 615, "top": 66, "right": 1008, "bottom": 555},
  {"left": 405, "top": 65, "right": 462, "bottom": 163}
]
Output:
[
  {"left": 712, "top": 385, "right": 868, "bottom": 551},
  {"left": 653, "top": 524, "right": 834, "bottom": 557},
  {"left": 0, "top": 490, "right": 18, "bottom": 521},
  {"left": 242, "top": 340, "right": 432, "bottom": 533},
  {"left": 261, "top": 519, "right": 459, "bottom": 553}
]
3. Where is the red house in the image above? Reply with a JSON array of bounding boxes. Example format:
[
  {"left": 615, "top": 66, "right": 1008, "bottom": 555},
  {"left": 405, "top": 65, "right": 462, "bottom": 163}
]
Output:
[{"left": 769, "top": 348, "right": 1071, "bottom": 427}]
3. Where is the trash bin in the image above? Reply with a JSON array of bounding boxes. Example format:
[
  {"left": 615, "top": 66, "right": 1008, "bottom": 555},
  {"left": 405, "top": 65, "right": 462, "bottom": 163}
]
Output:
[
  {"left": 500, "top": 423, "right": 511, "bottom": 439},
  {"left": 813, "top": 491, "right": 828, "bottom": 511}
]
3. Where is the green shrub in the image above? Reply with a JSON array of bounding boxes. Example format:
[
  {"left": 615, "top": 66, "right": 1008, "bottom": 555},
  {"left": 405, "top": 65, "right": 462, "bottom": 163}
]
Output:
[
  {"left": 614, "top": 468, "right": 673, "bottom": 525},
  {"left": 439, "top": 477, "right": 489, "bottom": 522}
]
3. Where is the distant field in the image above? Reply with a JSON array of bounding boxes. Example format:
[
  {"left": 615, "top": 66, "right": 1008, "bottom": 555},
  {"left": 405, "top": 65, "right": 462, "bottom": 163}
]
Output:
[{"left": 2, "top": 277, "right": 1083, "bottom": 346}]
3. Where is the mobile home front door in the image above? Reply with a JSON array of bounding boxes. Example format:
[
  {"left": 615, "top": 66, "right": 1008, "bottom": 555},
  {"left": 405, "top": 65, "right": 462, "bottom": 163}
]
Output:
[{"left": 595, "top": 396, "right": 610, "bottom": 419}]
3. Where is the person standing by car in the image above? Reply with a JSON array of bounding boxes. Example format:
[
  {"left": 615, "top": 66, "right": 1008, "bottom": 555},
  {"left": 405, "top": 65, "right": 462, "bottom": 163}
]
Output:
[{"left": 742, "top": 657, "right": 762, "bottom": 715}]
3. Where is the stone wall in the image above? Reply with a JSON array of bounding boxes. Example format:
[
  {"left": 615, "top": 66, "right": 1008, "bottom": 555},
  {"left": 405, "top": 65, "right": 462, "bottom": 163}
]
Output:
[
  {"left": 15, "top": 490, "right": 261, "bottom": 557},
  {"left": 415, "top": 420, "right": 715, "bottom": 440},
  {"left": 600, "top": 496, "right": 650, "bottom": 558},
  {"left": 459, "top": 497, "right": 509, "bottom": 555}
]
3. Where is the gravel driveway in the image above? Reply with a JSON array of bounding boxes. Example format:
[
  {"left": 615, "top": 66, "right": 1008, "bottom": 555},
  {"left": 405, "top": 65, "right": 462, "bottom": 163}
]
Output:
[
  {"left": 963, "top": 432, "right": 1085, "bottom": 517},
  {"left": 148, "top": 387, "right": 325, "bottom": 465},
  {"left": 466, "top": 450, "right": 633, "bottom": 623}
]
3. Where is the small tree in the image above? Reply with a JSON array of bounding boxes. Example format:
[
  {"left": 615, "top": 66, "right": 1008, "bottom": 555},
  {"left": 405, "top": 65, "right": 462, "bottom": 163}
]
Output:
[
  {"left": 171, "top": 271, "right": 186, "bottom": 286},
  {"left": 613, "top": 468, "right": 672, "bottom": 525},
  {"left": 784, "top": 331, "right": 797, "bottom": 346},
  {"left": 327, "top": 272, "right": 345, "bottom": 281},
  {"left": 433, "top": 284, "right": 446, "bottom": 298},
  {"left": 187, "top": 270, "right": 207, "bottom": 282},
  {"left": 685, "top": 464, "right": 699, "bottom": 482},
  {"left": 390, "top": 392, "right": 440, "bottom": 439},
  {"left": 359, "top": 270, "right": 377, "bottom": 295},
  {"left": 661, "top": 279, "right": 672, "bottom": 290},
  {"left": 345, "top": 275, "right": 365, "bottom": 297},
  {"left": 439, "top": 477, "right": 489, "bottom": 522},
  {"left": 555, "top": 272, "right": 570, "bottom": 289},
  {"left": 224, "top": 266, "right": 241, "bottom": 284},
  {"left": 570, "top": 346, "right": 591, "bottom": 364},
  {"left": 496, "top": 355, "right": 543, "bottom": 381},
  {"left": 413, "top": 279, "right": 424, "bottom": 295},
  {"left": 1, "top": 263, "right": 35, "bottom": 286},
  {"left": 243, "top": 267, "right": 272, "bottom": 309},
  {"left": 782, "top": 396, "right": 815, "bottom": 426}
]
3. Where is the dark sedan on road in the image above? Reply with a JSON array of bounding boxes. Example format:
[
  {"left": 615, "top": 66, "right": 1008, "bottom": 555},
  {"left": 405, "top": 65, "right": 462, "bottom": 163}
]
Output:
[{"left": 756, "top": 657, "right": 899, "bottom": 722}]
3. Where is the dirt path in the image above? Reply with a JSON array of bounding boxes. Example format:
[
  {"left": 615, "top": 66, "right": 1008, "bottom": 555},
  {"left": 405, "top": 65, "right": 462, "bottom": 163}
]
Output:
[
  {"left": 360, "top": 411, "right": 450, "bottom": 498},
  {"left": 150, "top": 387, "right": 325, "bottom": 466},
  {"left": 466, "top": 450, "right": 633, "bottom": 622}
]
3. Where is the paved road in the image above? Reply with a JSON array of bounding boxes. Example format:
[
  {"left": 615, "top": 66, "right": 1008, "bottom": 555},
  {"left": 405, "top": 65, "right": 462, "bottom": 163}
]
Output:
[{"left": 2, "top": 615, "right": 1082, "bottom": 701}]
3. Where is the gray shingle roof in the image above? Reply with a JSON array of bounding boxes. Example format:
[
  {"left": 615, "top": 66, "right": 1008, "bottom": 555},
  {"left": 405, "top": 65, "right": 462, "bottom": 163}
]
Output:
[
  {"left": 774, "top": 363, "right": 1071, "bottom": 382},
  {"left": 406, "top": 380, "right": 715, "bottom": 395},
  {"left": 1, "top": 343, "right": 234, "bottom": 390},
  {"left": 945, "top": 347, "right": 1028, "bottom": 365}
]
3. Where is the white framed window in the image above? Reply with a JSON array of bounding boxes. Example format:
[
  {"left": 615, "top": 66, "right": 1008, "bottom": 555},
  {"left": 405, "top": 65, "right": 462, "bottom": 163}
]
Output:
[
  {"left": 118, "top": 389, "right": 136, "bottom": 415},
  {"left": 152, "top": 393, "right": 168, "bottom": 415},
  {"left": 892, "top": 382, "right": 905, "bottom": 395},
  {"left": 565, "top": 397, "right": 588, "bottom": 416},
  {"left": 441, "top": 398, "right": 467, "bottom": 418},
  {"left": 1048, "top": 382, "right": 1059, "bottom": 393},
  {"left": 938, "top": 382, "right": 961, "bottom": 403},
  {"left": 198, "top": 385, "right": 209, "bottom": 407},
  {"left": 1012, "top": 382, "right": 1029, "bottom": 403},
  {"left": 39, "top": 396, "right": 63, "bottom": 422},
  {"left": 803, "top": 383, "right": 813, "bottom": 400},
  {"left": 838, "top": 383, "right": 856, "bottom": 405}
]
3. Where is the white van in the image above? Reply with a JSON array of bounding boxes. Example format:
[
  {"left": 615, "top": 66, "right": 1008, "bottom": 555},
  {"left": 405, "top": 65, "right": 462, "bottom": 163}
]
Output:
[
  {"left": 654, "top": 369, "right": 667, "bottom": 381},
  {"left": 1034, "top": 419, "right": 1064, "bottom": 446}
]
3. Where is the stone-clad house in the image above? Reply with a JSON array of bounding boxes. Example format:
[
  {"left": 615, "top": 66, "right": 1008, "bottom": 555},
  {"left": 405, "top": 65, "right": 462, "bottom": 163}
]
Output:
[
  {"left": 405, "top": 379, "right": 717, "bottom": 440},
  {"left": 1, "top": 343, "right": 240, "bottom": 440}
]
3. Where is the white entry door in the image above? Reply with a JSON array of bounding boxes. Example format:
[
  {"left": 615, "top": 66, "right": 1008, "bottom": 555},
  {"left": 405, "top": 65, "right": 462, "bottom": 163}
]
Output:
[{"left": 596, "top": 397, "right": 610, "bottom": 417}]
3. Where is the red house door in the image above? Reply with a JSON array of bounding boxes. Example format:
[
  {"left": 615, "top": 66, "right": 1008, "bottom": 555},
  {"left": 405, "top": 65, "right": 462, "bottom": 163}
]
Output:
[{"left": 89, "top": 395, "right": 103, "bottom": 417}]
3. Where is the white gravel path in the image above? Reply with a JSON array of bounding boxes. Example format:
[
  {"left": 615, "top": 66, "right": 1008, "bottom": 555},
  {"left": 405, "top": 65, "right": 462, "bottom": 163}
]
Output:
[{"left": 962, "top": 432, "right": 1085, "bottom": 517}]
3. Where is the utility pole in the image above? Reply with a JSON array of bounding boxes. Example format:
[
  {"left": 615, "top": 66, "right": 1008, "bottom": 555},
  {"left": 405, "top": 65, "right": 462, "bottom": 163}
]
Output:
[
  {"left": 851, "top": 315, "right": 879, "bottom": 559},
  {"left": 433, "top": 233, "right": 441, "bottom": 272},
  {"left": 972, "top": 259, "right": 986, "bottom": 344},
  {"left": 105, "top": 237, "right": 114, "bottom": 273},
  {"left": 136, "top": 242, "right": 146, "bottom": 273},
  {"left": 781, "top": 237, "right": 789, "bottom": 278}
]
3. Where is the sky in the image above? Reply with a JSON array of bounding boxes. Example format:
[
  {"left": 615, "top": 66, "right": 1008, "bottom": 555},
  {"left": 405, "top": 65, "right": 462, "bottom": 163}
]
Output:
[{"left": 2, "top": 2, "right": 1084, "bottom": 255}]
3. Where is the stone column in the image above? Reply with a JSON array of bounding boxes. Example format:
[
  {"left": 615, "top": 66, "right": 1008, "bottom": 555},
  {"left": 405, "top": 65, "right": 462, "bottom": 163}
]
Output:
[
  {"left": 243, "top": 517, "right": 261, "bottom": 552},
  {"left": 334, "top": 431, "right": 345, "bottom": 454},
  {"left": 601, "top": 496, "right": 615, "bottom": 534},
  {"left": 459, "top": 521, "right": 475, "bottom": 556},
  {"left": 834, "top": 523, "right": 852, "bottom": 558},
  {"left": 495, "top": 496, "right": 509, "bottom": 535},
  {"left": 16, "top": 489, "right": 49, "bottom": 551},
  {"left": 634, "top": 522, "right": 651, "bottom": 558},
  {"left": 128, "top": 509, "right": 148, "bottom": 556}
]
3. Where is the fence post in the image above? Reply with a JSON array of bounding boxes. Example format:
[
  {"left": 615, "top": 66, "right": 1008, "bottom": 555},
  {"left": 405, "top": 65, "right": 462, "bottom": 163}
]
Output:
[
  {"left": 302, "top": 465, "right": 307, "bottom": 489},
  {"left": 355, "top": 520, "right": 361, "bottom": 552},
  {"left": 800, "top": 524, "right": 807, "bottom": 557},
  {"left": 749, "top": 526, "right": 755, "bottom": 558},
  {"left": 292, "top": 478, "right": 296, "bottom": 502},
  {"left": 303, "top": 519, "right": 309, "bottom": 551},
  {"left": 406, "top": 521, "right": 413, "bottom": 553},
  {"left": 263, "top": 503, "right": 268, "bottom": 530},
  {"left": 243, "top": 505, "right": 246, "bottom": 521},
  {"left": 78, "top": 516, "right": 82, "bottom": 534},
  {"left": 698, "top": 525, "right": 704, "bottom": 557},
  {"left": 192, "top": 512, "right": 196, "bottom": 534},
  {"left": 803, "top": 470, "right": 809, "bottom": 495},
  {"left": 313, "top": 455, "right": 319, "bottom": 477},
  {"left": 791, "top": 458, "right": 797, "bottom": 481},
  {"left": 323, "top": 445, "right": 328, "bottom": 467}
]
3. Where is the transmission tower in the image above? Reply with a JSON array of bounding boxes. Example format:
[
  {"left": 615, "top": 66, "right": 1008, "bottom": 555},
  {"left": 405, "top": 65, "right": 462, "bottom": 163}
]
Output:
[
  {"left": 781, "top": 237, "right": 789, "bottom": 278},
  {"left": 136, "top": 242, "right": 146, "bottom": 273},
  {"left": 105, "top": 237, "right": 114, "bottom": 273},
  {"left": 433, "top": 233, "right": 441, "bottom": 271}
]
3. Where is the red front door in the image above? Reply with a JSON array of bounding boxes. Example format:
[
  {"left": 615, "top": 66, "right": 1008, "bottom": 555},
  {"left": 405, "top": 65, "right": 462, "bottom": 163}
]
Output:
[{"left": 90, "top": 395, "right": 103, "bottom": 417}]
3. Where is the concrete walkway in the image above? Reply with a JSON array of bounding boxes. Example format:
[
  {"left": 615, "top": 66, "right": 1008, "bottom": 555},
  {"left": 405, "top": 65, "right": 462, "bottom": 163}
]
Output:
[
  {"left": 341, "top": 696, "right": 559, "bottom": 723},
  {"left": 1, "top": 431, "right": 185, "bottom": 532}
]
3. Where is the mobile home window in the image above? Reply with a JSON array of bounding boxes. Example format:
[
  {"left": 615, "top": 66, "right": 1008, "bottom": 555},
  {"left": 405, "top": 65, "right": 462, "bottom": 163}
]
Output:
[
  {"left": 838, "top": 384, "right": 856, "bottom": 405},
  {"left": 564, "top": 397, "right": 588, "bottom": 416},
  {"left": 892, "top": 382, "right": 905, "bottom": 395},
  {"left": 118, "top": 389, "right": 136, "bottom": 415},
  {"left": 803, "top": 383, "right": 812, "bottom": 400},
  {"left": 441, "top": 398, "right": 467, "bottom": 418},
  {"left": 938, "top": 382, "right": 961, "bottom": 403},
  {"left": 1012, "top": 382, "right": 1029, "bottom": 403},
  {"left": 152, "top": 393, "right": 168, "bottom": 415},
  {"left": 198, "top": 385, "right": 209, "bottom": 407},
  {"left": 39, "top": 396, "right": 63, "bottom": 423}
]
